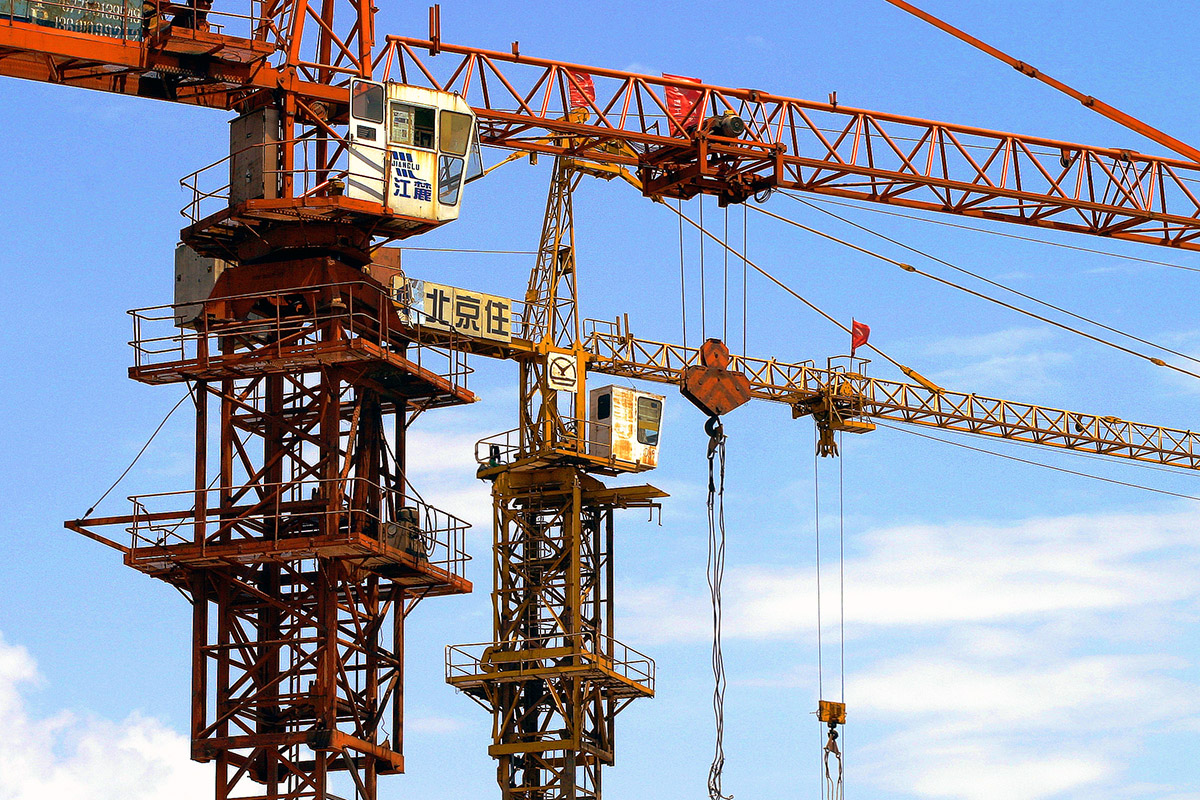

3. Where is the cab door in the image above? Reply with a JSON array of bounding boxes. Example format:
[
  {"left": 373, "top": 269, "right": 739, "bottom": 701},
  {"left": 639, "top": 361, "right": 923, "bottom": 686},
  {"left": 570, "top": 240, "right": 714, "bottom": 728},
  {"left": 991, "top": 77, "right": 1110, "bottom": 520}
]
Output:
[{"left": 347, "top": 79, "right": 387, "bottom": 204}]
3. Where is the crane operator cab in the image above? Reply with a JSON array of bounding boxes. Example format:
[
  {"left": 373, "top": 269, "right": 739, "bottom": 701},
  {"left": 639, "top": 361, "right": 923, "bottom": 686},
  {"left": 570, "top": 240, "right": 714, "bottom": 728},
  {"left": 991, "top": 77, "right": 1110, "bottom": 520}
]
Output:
[{"left": 347, "top": 79, "right": 481, "bottom": 227}]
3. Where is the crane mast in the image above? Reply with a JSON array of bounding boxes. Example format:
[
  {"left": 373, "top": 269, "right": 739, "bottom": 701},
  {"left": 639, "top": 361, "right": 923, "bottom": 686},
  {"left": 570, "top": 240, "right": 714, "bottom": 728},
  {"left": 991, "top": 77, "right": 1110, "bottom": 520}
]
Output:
[
  {"left": 1, "top": 2, "right": 1198, "bottom": 799},
  {"left": 445, "top": 161, "right": 662, "bottom": 800}
]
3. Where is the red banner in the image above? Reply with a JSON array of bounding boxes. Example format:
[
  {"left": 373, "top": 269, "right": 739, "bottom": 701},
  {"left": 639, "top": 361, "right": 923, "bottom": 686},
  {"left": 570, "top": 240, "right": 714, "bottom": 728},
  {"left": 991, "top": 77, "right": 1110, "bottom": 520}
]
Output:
[
  {"left": 663, "top": 74, "right": 703, "bottom": 130},
  {"left": 567, "top": 71, "right": 595, "bottom": 109},
  {"left": 851, "top": 319, "right": 871, "bottom": 356}
]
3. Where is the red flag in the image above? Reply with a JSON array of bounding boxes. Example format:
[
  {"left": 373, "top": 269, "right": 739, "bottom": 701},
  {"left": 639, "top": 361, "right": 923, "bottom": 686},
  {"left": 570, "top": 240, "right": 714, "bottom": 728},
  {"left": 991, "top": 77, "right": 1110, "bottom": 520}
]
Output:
[
  {"left": 663, "top": 73, "right": 703, "bottom": 131},
  {"left": 567, "top": 71, "right": 595, "bottom": 110},
  {"left": 851, "top": 319, "right": 870, "bottom": 356}
]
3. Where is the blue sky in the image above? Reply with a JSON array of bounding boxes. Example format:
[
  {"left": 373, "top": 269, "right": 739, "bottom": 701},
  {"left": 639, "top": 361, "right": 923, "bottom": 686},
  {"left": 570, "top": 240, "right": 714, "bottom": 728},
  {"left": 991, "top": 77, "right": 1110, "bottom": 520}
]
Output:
[{"left": 1, "top": 1, "right": 1199, "bottom": 798}]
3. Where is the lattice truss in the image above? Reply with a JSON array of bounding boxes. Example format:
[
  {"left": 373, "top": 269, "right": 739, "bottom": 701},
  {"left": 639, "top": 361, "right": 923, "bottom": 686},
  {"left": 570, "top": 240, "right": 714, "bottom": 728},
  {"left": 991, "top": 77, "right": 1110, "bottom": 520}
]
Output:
[
  {"left": 76, "top": 271, "right": 477, "bottom": 800},
  {"left": 378, "top": 38, "right": 1200, "bottom": 247},
  {"left": 474, "top": 470, "right": 620, "bottom": 800}
]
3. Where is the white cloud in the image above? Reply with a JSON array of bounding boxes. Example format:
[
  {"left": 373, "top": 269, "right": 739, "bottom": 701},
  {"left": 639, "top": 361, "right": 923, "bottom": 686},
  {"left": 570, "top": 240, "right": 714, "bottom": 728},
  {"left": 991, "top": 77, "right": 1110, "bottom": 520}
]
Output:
[
  {"left": 622, "top": 507, "right": 1200, "bottom": 799},
  {"left": 406, "top": 715, "right": 469, "bottom": 735},
  {"left": 622, "top": 509, "right": 1200, "bottom": 642},
  {"left": 923, "top": 327, "right": 1071, "bottom": 396},
  {"left": 0, "top": 632, "right": 209, "bottom": 800}
]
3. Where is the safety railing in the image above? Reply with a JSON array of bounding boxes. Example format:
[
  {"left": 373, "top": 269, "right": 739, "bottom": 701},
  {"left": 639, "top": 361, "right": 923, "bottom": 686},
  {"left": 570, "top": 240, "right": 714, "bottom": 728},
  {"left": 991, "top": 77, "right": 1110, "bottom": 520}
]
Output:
[
  {"left": 475, "top": 416, "right": 612, "bottom": 467},
  {"left": 129, "top": 279, "right": 472, "bottom": 395},
  {"left": 142, "top": 0, "right": 271, "bottom": 40},
  {"left": 0, "top": 0, "right": 273, "bottom": 44},
  {"left": 127, "top": 476, "right": 471, "bottom": 579},
  {"left": 180, "top": 137, "right": 388, "bottom": 225},
  {"left": 446, "top": 631, "right": 655, "bottom": 692}
]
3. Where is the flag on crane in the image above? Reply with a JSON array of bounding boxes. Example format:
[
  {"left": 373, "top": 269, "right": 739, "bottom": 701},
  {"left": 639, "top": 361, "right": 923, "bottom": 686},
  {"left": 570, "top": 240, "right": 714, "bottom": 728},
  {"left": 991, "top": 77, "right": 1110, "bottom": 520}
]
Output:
[
  {"left": 663, "top": 74, "right": 704, "bottom": 130},
  {"left": 567, "top": 71, "right": 595, "bottom": 109},
  {"left": 851, "top": 319, "right": 870, "bottom": 357}
]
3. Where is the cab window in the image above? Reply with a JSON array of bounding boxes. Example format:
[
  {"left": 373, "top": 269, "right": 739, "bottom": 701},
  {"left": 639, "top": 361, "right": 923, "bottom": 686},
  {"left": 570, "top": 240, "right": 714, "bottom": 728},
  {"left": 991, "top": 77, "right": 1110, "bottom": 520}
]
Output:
[
  {"left": 389, "top": 103, "right": 436, "bottom": 149},
  {"left": 351, "top": 81, "right": 384, "bottom": 124},
  {"left": 636, "top": 397, "right": 662, "bottom": 446},
  {"left": 438, "top": 156, "right": 465, "bottom": 205},
  {"left": 439, "top": 110, "right": 474, "bottom": 156}
]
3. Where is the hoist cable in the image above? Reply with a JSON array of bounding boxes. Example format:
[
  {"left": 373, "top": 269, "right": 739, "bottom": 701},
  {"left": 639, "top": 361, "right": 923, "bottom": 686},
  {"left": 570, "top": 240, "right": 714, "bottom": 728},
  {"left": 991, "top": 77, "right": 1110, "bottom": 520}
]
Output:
[
  {"left": 783, "top": 192, "right": 1200, "bottom": 369},
  {"left": 838, "top": 433, "right": 845, "bottom": 703},
  {"left": 724, "top": 204, "right": 730, "bottom": 342},
  {"left": 875, "top": 422, "right": 1200, "bottom": 501},
  {"left": 797, "top": 195, "right": 1200, "bottom": 274},
  {"left": 742, "top": 203, "right": 749, "bottom": 357},
  {"left": 700, "top": 196, "right": 708, "bottom": 340},
  {"left": 82, "top": 388, "right": 192, "bottom": 519},
  {"left": 667, "top": 203, "right": 913, "bottom": 374},
  {"left": 706, "top": 417, "right": 732, "bottom": 800},
  {"left": 813, "top": 432, "right": 823, "bottom": 698},
  {"left": 679, "top": 199, "right": 688, "bottom": 348},
  {"left": 749, "top": 203, "right": 1200, "bottom": 381}
]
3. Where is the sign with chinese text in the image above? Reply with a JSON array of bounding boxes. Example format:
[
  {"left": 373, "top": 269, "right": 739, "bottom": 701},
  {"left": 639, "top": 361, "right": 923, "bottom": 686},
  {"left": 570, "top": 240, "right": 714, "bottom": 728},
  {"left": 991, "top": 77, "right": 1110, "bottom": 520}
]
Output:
[{"left": 396, "top": 278, "right": 512, "bottom": 344}]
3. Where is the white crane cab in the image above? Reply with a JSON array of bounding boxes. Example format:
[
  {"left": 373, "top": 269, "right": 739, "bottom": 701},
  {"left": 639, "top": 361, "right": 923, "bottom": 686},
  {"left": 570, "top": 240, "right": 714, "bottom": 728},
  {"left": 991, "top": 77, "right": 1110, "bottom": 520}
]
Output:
[{"left": 347, "top": 79, "right": 478, "bottom": 225}]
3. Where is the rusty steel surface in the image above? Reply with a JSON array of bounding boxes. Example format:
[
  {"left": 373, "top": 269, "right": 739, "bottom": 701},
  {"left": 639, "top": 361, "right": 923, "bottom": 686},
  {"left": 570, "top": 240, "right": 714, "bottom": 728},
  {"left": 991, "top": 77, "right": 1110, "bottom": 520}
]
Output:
[
  {"left": 73, "top": 264, "right": 475, "bottom": 800},
  {"left": 380, "top": 37, "right": 1200, "bottom": 249}
]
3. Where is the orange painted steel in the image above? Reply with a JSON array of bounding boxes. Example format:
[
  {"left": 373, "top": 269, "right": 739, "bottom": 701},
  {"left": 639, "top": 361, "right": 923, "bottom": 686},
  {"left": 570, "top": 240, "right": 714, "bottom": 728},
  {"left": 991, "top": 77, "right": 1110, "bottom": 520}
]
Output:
[
  {"left": 380, "top": 36, "right": 1200, "bottom": 249},
  {"left": 883, "top": 0, "right": 1200, "bottom": 165}
]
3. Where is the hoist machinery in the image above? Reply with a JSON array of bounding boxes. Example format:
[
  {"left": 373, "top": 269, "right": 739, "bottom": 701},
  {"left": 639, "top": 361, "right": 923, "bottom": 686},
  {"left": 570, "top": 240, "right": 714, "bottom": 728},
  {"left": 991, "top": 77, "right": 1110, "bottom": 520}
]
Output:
[{"left": 0, "top": 1, "right": 1198, "bottom": 800}]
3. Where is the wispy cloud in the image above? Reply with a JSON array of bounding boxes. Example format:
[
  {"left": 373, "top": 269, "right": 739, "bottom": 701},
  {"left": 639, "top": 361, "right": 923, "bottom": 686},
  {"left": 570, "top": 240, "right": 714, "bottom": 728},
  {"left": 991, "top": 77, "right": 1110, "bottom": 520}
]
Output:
[
  {"left": 623, "top": 509, "right": 1200, "bottom": 641},
  {"left": 923, "top": 327, "right": 1070, "bottom": 396}
]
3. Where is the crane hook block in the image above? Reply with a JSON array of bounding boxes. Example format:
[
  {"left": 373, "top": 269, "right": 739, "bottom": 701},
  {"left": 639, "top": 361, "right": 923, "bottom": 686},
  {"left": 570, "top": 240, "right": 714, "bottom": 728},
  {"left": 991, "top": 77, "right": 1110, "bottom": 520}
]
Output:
[
  {"left": 818, "top": 700, "right": 847, "bottom": 725},
  {"left": 680, "top": 339, "right": 753, "bottom": 418}
]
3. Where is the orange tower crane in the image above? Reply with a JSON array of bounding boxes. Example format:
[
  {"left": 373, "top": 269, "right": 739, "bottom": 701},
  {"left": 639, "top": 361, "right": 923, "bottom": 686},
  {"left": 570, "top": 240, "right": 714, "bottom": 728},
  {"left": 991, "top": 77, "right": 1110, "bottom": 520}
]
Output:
[{"left": 0, "top": 2, "right": 1198, "bottom": 800}]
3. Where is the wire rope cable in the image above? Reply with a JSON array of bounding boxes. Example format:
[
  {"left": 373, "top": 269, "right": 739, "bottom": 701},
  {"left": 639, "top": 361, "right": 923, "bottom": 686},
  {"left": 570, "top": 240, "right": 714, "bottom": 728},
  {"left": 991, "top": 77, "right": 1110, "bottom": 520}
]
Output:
[
  {"left": 706, "top": 417, "right": 732, "bottom": 800},
  {"left": 748, "top": 202, "right": 1200, "bottom": 381},
  {"left": 82, "top": 388, "right": 192, "bottom": 519},
  {"left": 797, "top": 194, "right": 1200, "bottom": 274},
  {"left": 782, "top": 192, "right": 1200, "bottom": 369},
  {"left": 679, "top": 199, "right": 689, "bottom": 347},
  {"left": 876, "top": 422, "right": 1200, "bottom": 501}
]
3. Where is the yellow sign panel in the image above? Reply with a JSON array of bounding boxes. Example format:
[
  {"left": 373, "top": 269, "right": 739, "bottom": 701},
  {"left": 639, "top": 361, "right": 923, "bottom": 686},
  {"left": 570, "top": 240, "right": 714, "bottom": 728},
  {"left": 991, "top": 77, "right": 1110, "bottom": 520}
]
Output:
[{"left": 396, "top": 278, "right": 513, "bottom": 343}]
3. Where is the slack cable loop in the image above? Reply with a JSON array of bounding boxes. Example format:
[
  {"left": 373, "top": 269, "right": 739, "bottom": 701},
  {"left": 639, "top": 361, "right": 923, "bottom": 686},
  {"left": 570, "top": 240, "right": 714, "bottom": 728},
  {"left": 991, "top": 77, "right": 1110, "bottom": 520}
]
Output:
[
  {"left": 705, "top": 414, "right": 732, "bottom": 800},
  {"left": 749, "top": 202, "right": 1200, "bottom": 381},
  {"left": 824, "top": 719, "right": 844, "bottom": 800},
  {"left": 83, "top": 387, "right": 192, "bottom": 519}
]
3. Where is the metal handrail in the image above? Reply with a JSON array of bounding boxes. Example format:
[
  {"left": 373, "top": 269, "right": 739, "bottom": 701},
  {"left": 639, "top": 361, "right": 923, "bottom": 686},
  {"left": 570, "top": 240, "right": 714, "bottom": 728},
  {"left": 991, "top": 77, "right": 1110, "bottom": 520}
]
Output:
[
  {"left": 180, "top": 136, "right": 390, "bottom": 224},
  {"left": 127, "top": 476, "right": 471, "bottom": 578},
  {"left": 475, "top": 416, "right": 612, "bottom": 466},
  {"left": 129, "top": 280, "right": 473, "bottom": 393},
  {"left": 445, "top": 631, "right": 655, "bottom": 690}
]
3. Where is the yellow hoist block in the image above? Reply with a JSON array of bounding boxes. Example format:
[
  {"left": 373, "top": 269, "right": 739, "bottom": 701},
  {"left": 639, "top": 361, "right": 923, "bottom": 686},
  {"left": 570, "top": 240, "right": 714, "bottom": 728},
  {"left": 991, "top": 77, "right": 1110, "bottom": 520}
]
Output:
[{"left": 818, "top": 700, "right": 847, "bottom": 725}]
